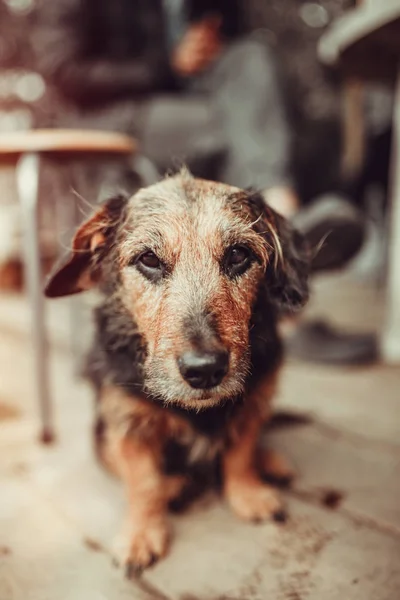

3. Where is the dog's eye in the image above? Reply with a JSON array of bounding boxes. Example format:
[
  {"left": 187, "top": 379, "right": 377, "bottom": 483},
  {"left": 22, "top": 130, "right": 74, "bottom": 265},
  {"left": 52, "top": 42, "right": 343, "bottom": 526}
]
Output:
[
  {"left": 229, "top": 246, "right": 249, "bottom": 265},
  {"left": 139, "top": 251, "right": 161, "bottom": 269},
  {"left": 224, "top": 245, "right": 252, "bottom": 277},
  {"left": 132, "top": 250, "right": 165, "bottom": 282}
]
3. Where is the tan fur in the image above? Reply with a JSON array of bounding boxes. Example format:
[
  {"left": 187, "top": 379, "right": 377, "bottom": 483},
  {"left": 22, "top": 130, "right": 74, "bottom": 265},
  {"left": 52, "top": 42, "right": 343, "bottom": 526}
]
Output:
[
  {"left": 111, "top": 436, "right": 170, "bottom": 570},
  {"left": 223, "top": 368, "right": 283, "bottom": 521},
  {"left": 98, "top": 385, "right": 193, "bottom": 466},
  {"left": 99, "top": 386, "right": 192, "bottom": 568},
  {"left": 260, "top": 448, "right": 295, "bottom": 482},
  {"left": 223, "top": 428, "right": 282, "bottom": 521}
]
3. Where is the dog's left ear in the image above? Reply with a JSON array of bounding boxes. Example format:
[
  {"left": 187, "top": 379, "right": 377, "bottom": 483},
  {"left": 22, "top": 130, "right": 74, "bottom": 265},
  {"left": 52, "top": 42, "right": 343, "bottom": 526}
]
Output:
[
  {"left": 250, "top": 193, "right": 310, "bottom": 312},
  {"left": 45, "top": 195, "right": 128, "bottom": 298}
]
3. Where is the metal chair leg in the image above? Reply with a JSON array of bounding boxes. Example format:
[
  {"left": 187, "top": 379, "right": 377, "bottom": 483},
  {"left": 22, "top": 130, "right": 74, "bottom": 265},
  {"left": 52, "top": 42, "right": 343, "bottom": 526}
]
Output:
[{"left": 17, "top": 152, "right": 55, "bottom": 443}]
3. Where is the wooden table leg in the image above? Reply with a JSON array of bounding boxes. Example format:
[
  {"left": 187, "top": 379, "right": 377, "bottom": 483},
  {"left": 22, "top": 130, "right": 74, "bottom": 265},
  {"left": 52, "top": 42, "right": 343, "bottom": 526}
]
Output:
[{"left": 381, "top": 67, "right": 400, "bottom": 363}]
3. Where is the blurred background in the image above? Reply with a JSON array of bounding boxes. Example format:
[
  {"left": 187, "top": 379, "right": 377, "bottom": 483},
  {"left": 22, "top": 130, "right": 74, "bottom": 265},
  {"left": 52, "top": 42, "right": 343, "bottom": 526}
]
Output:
[{"left": 0, "top": 0, "right": 399, "bottom": 598}]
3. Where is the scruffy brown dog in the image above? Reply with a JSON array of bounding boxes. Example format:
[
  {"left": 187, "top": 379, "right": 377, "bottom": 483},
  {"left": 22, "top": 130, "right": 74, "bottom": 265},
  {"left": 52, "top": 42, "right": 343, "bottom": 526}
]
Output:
[{"left": 45, "top": 172, "right": 309, "bottom": 575}]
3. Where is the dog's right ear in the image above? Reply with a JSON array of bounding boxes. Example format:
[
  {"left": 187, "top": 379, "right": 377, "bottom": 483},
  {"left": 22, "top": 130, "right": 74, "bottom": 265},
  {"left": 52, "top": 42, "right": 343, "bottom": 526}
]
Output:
[
  {"left": 248, "top": 192, "right": 310, "bottom": 313},
  {"left": 44, "top": 195, "right": 128, "bottom": 298}
]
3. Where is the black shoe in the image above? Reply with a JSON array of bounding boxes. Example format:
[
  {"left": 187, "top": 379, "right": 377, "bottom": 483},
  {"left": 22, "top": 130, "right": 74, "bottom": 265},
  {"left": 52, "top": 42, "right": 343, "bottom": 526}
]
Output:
[
  {"left": 285, "top": 319, "right": 378, "bottom": 366},
  {"left": 292, "top": 195, "right": 366, "bottom": 273}
]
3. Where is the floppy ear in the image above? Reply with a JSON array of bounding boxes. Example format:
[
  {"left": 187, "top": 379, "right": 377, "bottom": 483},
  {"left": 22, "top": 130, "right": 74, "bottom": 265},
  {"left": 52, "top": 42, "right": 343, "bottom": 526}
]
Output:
[
  {"left": 250, "top": 193, "right": 310, "bottom": 312},
  {"left": 44, "top": 195, "right": 128, "bottom": 298}
]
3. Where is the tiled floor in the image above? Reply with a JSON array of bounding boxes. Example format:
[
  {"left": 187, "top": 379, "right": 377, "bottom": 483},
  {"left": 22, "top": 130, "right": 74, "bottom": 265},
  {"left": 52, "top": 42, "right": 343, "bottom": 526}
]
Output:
[{"left": 0, "top": 274, "right": 399, "bottom": 600}]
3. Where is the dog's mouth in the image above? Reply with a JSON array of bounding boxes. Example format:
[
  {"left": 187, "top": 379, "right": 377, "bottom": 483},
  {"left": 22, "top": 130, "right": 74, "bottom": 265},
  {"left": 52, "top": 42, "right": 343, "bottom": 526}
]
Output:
[
  {"left": 166, "top": 390, "right": 234, "bottom": 411},
  {"left": 145, "top": 387, "right": 226, "bottom": 410},
  {"left": 145, "top": 367, "right": 246, "bottom": 409},
  {"left": 182, "top": 387, "right": 228, "bottom": 406},
  {"left": 145, "top": 349, "right": 248, "bottom": 408}
]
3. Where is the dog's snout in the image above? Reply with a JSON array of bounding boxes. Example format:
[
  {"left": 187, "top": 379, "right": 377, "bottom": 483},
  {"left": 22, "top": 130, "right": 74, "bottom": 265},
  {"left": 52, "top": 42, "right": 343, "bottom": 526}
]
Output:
[{"left": 178, "top": 350, "right": 229, "bottom": 389}]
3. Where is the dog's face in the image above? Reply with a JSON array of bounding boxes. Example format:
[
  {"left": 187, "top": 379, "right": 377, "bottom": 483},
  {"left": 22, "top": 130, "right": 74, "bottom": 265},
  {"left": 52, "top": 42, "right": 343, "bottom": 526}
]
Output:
[{"left": 46, "top": 173, "right": 308, "bottom": 409}]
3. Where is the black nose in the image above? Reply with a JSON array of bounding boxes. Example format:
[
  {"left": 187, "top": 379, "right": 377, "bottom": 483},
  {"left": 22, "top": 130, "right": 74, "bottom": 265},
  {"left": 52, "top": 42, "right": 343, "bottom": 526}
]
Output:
[{"left": 178, "top": 350, "right": 229, "bottom": 389}]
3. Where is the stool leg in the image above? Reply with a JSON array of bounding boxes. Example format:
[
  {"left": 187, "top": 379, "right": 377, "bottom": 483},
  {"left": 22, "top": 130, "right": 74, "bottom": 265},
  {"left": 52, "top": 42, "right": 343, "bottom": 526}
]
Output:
[{"left": 16, "top": 152, "right": 55, "bottom": 443}]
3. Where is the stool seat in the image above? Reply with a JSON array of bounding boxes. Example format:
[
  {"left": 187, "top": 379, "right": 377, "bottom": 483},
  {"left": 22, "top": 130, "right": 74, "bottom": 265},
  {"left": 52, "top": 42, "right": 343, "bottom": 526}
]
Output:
[
  {"left": 0, "top": 128, "right": 136, "bottom": 156},
  {"left": 319, "top": 0, "right": 400, "bottom": 81}
]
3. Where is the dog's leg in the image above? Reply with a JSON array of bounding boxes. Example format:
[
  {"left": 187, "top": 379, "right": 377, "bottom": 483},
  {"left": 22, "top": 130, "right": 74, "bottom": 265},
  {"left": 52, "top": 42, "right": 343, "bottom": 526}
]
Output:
[
  {"left": 259, "top": 447, "right": 295, "bottom": 487},
  {"left": 250, "top": 374, "right": 294, "bottom": 486},
  {"left": 223, "top": 412, "right": 286, "bottom": 522},
  {"left": 164, "top": 474, "right": 188, "bottom": 501},
  {"left": 112, "top": 434, "right": 170, "bottom": 575},
  {"left": 97, "top": 386, "right": 196, "bottom": 572}
]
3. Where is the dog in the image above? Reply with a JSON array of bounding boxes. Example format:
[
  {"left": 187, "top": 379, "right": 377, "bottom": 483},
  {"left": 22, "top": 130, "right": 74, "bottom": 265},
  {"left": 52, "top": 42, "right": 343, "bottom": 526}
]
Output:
[{"left": 45, "top": 171, "right": 309, "bottom": 576}]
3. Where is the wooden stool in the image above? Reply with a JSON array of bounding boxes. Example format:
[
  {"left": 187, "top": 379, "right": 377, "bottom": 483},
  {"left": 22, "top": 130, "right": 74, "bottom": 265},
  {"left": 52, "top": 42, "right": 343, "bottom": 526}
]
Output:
[{"left": 0, "top": 129, "right": 136, "bottom": 442}]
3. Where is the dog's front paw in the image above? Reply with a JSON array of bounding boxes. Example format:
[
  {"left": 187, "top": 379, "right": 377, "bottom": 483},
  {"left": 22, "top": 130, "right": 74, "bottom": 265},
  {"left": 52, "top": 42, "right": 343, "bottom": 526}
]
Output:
[
  {"left": 114, "top": 517, "right": 170, "bottom": 577},
  {"left": 225, "top": 477, "right": 286, "bottom": 523}
]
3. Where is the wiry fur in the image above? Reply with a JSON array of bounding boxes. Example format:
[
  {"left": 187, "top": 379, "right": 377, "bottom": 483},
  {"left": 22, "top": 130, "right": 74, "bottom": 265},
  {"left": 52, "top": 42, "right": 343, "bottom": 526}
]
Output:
[{"left": 45, "top": 172, "right": 309, "bottom": 575}]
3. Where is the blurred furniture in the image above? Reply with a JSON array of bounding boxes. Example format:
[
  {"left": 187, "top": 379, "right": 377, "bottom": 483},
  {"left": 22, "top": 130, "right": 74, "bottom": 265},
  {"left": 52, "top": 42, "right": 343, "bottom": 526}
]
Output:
[
  {"left": 0, "top": 129, "right": 136, "bottom": 442},
  {"left": 319, "top": 0, "right": 400, "bottom": 363}
]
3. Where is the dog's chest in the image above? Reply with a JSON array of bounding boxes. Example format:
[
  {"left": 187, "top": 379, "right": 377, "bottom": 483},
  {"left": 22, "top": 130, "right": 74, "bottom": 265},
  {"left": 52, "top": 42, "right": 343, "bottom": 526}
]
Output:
[
  {"left": 162, "top": 401, "right": 241, "bottom": 474},
  {"left": 164, "top": 433, "right": 223, "bottom": 475}
]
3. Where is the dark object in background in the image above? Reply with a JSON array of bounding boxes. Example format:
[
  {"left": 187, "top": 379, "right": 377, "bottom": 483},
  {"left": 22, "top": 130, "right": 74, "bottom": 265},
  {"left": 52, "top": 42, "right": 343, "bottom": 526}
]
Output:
[
  {"left": 286, "top": 320, "right": 378, "bottom": 366},
  {"left": 32, "top": 0, "right": 245, "bottom": 108},
  {"left": 32, "top": 0, "right": 293, "bottom": 193},
  {"left": 246, "top": 0, "right": 391, "bottom": 209},
  {"left": 292, "top": 195, "right": 366, "bottom": 273}
]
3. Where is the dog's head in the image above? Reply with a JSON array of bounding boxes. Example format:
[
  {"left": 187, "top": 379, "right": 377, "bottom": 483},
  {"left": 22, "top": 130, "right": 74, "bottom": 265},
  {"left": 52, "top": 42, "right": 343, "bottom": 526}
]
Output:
[{"left": 46, "top": 173, "right": 309, "bottom": 408}]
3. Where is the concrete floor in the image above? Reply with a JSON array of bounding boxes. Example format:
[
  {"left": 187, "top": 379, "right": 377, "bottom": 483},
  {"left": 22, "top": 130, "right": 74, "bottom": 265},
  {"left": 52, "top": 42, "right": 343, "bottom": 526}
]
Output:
[{"left": 0, "top": 274, "right": 399, "bottom": 600}]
